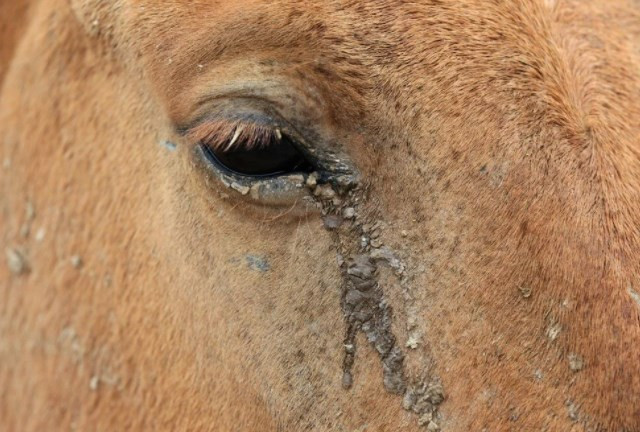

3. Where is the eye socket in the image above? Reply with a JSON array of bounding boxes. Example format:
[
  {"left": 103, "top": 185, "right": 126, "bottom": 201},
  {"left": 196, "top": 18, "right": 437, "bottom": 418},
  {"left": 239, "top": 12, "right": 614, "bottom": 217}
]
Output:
[{"left": 192, "top": 121, "right": 315, "bottom": 178}]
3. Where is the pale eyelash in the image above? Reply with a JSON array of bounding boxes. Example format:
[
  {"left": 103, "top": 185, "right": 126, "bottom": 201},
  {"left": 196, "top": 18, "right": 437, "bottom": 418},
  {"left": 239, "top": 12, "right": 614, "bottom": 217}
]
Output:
[{"left": 187, "top": 120, "right": 282, "bottom": 152}]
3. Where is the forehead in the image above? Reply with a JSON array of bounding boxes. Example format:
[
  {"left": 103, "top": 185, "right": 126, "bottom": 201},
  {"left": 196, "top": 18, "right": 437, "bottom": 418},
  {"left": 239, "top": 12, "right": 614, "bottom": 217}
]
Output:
[
  {"left": 101, "top": 0, "right": 635, "bottom": 141},
  {"left": 117, "top": 1, "right": 550, "bottom": 113},
  {"left": 124, "top": 1, "right": 544, "bottom": 63}
]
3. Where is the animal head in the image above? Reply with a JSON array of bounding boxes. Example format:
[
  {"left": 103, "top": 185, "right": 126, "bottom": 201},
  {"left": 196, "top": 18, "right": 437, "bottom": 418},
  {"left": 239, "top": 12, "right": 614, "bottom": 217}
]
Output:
[{"left": 2, "top": 1, "right": 639, "bottom": 430}]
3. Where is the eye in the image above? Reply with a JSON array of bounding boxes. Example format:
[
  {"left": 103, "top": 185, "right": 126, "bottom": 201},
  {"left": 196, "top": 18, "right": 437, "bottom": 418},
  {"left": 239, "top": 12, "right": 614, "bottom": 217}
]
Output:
[
  {"left": 186, "top": 116, "right": 358, "bottom": 204},
  {"left": 193, "top": 121, "right": 315, "bottom": 178}
]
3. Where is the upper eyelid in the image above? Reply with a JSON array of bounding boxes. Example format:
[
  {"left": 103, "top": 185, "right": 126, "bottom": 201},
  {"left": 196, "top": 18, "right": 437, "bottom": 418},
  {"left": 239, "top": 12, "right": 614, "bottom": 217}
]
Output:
[
  {"left": 187, "top": 119, "right": 283, "bottom": 151},
  {"left": 176, "top": 113, "right": 273, "bottom": 136},
  {"left": 175, "top": 95, "right": 287, "bottom": 137}
]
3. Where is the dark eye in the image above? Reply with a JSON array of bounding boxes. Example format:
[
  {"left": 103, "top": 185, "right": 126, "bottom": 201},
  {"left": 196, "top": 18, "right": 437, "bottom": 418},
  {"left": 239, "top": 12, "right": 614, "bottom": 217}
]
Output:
[{"left": 202, "top": 129, "right": 314, "bottom": 178}]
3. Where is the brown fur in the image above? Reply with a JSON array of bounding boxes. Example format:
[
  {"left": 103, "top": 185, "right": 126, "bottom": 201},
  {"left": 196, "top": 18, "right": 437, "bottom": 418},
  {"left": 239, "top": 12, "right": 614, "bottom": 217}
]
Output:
[{"left": 1, "top": 0, "right": 640, "bottom": 430}]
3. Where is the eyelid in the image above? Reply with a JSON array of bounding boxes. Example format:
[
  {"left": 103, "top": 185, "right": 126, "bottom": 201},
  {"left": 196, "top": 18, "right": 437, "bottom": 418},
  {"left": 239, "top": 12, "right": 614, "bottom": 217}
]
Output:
[{"left": 187, "top": 119, "right": 284, "bottom": 152}]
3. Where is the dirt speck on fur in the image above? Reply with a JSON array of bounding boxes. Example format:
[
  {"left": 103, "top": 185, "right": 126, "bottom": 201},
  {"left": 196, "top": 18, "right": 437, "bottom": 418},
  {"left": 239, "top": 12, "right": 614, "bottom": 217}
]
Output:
[
  {"left": 89, "top": 376, "right": 100, "bottom": 391},
  {"left": 246, "top": 254, "right": 270, "bottom": 272},
  {"left": 426, "top": 420, "right": 440, "bottom": 431},
  {"left": 160, "top": 140, "right": 177, "bottom": 151},
  {"left": 342, "top": 207, "right": 356, "bottom": 219},
  {"left": 566, "top": 399, "right": 580, "bottom": 422},
  {"left": 323, "top": 215, "right": 343, "bottom": 230},
  {"left": 71, "top": 255, "right": 83, "bottom": 269},
  {"left": 546, "top": 322, "right": 562, "bottom": 341},
  {"left": 568, "top": 353, "right": 584, "bottom": 372},
  {"left": 406, "top": 334, "right": 420, "bottom": 349},
  {"left": 230, "top": 182, "right": 250, "bottom": 195},
  {"left": 314, "top": 184, "right": 336, "bottom": 200},
  {"left": 25, "top": 200, "right": 35, "bottom": 221},
  {"left": 518, "top": 285, "right": 532, "bottom": 298},
  {"left": 5, "top": 247, "right": 28, "bottom": 275},
  {"left": 19, "top": 200, "right": 36, "bottom": 238},
  {"left": 628, "top": 285, "right": 640, "bottom": 307},
  {"left": 35, "top": 227, "right": 46, "bottom": 242},
  {"left": 20, "top": 224, "right": 30, "bottom": 238},
  {"left": 58, "top": 327, "right": 85, "bottom": 364},
  {"left": 305, "top": 172, "right": 318, "bottom": 188}
]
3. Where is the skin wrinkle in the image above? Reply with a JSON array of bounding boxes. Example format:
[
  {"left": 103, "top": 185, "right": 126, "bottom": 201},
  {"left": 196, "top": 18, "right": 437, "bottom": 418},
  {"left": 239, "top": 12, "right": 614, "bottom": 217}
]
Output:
[{"left": 1, "top": 0, "right": 640, "bottom": 431}]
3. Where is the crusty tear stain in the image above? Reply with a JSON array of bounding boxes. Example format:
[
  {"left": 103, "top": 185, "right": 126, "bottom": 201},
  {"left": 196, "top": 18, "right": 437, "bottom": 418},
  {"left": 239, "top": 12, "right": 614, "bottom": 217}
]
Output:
[
  {"left": 305, "top": 173, "right": 445, "bottom": 430},
  {"left": 342, "top": 253, "right": 406, "bottom": 395}
]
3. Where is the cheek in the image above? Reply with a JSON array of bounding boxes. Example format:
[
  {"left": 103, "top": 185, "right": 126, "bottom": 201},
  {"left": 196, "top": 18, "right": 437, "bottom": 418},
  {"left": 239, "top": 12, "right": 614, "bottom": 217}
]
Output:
[
  {"left": 160, "top": 127, "right": 437, "bottom": 429},
  {"left": 164, "top": 196, "right": 349, "bottom": 419}
]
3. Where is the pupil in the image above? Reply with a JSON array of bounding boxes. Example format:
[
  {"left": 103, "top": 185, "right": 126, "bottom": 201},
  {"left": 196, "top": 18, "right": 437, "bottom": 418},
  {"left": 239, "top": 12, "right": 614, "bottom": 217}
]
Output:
[{"left": 204, "top": 134, "right": 313, "bottom": 177}]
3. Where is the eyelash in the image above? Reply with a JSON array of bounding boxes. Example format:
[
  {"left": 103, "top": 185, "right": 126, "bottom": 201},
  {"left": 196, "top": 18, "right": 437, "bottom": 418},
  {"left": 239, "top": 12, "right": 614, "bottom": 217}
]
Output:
[
  {"left": 189, "top": 117, "right": 319, "bottom": 180},
  {"left": 187, "top": 119, "right": 283, "bottom": 152}
]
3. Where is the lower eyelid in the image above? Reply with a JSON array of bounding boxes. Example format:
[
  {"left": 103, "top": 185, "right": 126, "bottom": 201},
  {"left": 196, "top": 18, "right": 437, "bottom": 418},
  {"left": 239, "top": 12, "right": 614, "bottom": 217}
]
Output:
[
  {"left": 195, "top": 145, "right": 314, "bottom": 205},
  {"left": 247, "top": 175, "right": 309, "bottom": 202}
]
